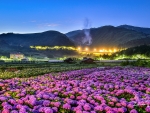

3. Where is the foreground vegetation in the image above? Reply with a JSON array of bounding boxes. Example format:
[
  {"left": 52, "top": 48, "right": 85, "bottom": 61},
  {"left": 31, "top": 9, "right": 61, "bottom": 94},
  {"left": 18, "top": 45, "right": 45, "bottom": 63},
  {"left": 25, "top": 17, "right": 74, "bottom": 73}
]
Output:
[
  {"left": 121, "top": 59, "right": 150, "bottom": 67},
  {"left": 1, "top": 59, "right": 150, "bottom": 79},
  {"left": 0, "top": 62, "right": 100, "bottom": 79}
]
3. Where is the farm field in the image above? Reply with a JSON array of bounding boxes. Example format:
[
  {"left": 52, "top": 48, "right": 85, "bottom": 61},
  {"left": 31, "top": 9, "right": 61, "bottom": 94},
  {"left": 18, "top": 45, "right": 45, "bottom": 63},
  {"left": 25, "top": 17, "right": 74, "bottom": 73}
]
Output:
[
  {"left": 0, "top": 63, "right": 100, "bottom": 79},
  {"left": 0, "top": 67, "right": 150, "bottom": 113}
]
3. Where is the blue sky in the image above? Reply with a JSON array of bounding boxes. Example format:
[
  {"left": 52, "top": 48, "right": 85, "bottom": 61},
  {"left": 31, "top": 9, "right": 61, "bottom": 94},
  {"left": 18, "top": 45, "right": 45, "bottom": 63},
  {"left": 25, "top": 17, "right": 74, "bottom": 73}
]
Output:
[{"left": 0, "top": 0, "right": 150, "bottom": 34}]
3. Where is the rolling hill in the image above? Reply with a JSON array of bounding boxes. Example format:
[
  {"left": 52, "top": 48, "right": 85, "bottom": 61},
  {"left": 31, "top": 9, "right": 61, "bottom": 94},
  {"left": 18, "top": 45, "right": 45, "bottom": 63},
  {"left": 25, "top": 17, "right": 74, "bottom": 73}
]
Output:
[
  {"left": 0, "top": 31, "right": 74, "bottom": 47},
  {"left": 116, "top": 45, "right": 150, "bottom": 56},
  {"left": 118, "top": 25, "right": 150, "bottom": 35},
  {"left": 66, "top": 25, "right": 150, "bottom": 48},
  {"left": 0, "top": 31, "right": 75, "bottom": 57},
  {"left": 1, "top": 25, "right": 150, "bottom": 57}
]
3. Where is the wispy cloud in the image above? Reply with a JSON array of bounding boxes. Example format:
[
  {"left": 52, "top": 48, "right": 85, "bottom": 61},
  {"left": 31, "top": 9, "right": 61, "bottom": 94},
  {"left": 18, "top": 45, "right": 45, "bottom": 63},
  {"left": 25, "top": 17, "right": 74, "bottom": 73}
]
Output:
[
  {"left": 37, "top": 23, "right": 60, "bottom": 29},
  {"left": 46, "top": 23, "right": 59, "bottom": 27}
]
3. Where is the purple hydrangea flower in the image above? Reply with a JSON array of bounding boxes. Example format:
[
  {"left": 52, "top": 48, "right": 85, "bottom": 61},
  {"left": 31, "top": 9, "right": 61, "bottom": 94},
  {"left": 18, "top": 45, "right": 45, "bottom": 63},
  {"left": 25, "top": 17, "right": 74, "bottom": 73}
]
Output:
[
  {"left": 43, "top": 100, "right": 50, "bottom": 107},
  {"left": 145, "top": 106, "right": 150, "bottom": 112},
  {"left": 94, "top": 105, "right": 103, "bottom": 111},
  {"left": 10, "top": 110, "right": 19, "bottom": 113}
]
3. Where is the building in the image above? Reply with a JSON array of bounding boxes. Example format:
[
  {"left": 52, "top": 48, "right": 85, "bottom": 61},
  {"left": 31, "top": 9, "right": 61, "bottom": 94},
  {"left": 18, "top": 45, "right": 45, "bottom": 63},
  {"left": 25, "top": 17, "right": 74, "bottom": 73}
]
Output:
[
  {"left": 21, "top": 58, "right": 29, "bottom": 61},
  {"left": 10, "top": 53, "right": 24, "bottom": 59}
]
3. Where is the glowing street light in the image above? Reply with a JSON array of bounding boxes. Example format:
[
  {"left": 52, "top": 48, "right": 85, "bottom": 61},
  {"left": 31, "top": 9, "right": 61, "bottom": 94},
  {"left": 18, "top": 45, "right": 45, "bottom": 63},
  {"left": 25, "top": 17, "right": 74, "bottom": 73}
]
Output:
[
  {"left": 99, "top": 50, "right": 103, "bottom": 52},
  {"left": 78, "top": 47, "right": 81, "bottom": 51},
  {"left": 114, "top": 49, "right": 117, "bottom": 52},
  {"left": 109, "top": 49, "right": 112, "bottom": 52},
  {"left": 85, "top": 48, "right": 88, "bottom": 51},
  {"left": 94, "top": 48, "right": 96, "bottom": 51}
]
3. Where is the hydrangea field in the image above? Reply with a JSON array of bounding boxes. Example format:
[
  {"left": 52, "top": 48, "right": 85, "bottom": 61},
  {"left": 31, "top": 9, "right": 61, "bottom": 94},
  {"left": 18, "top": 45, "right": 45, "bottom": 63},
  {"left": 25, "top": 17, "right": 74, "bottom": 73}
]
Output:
[{"left": 0, "top": 67, "right": 150, "bottom": 113}]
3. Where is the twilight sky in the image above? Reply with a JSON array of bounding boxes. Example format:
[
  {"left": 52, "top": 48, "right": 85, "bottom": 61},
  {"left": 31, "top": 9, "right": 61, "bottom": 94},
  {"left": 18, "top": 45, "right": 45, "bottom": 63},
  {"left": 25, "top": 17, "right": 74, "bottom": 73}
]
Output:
[{"left": 0, "top": 0, "right": 150, "bottom": 34}]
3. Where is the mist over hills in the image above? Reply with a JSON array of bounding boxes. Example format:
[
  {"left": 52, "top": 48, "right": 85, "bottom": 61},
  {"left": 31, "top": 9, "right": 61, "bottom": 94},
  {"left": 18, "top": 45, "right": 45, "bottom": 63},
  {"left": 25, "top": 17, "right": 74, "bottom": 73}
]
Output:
[{"left": 66, "top": 25, "right": 150, "bottom": 48}]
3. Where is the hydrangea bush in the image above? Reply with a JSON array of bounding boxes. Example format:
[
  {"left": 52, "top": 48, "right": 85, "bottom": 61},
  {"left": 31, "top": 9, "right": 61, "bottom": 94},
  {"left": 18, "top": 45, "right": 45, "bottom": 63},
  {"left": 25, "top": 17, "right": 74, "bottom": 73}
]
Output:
[{"left": 0, "top": 67, "right": 150, "bottom": 113}]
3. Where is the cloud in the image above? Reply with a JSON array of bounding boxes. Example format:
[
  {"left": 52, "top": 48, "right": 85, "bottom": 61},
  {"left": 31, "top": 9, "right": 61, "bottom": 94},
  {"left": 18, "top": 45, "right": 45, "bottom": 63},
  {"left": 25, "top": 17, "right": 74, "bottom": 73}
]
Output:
[
  {"left": 37, "top": 23, "right": 60, "bottom": 29},
  {"left": 46, "top": 23, "right": 59, "bottom": 27},
  {"left": 39, "top": 23, "right": 60, "bottom": 27}
]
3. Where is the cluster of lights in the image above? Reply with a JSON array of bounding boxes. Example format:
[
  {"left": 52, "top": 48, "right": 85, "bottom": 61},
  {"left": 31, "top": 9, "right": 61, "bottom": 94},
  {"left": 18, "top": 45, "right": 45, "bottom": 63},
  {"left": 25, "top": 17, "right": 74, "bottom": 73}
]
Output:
[
  {"left": 30, "top": 46, "right": 76, "bottom": 50},
  {"left": 77, "top": 47, "right": 118, "bottom": 53},
  {"left": 30, "top": 46, "right": 119, "bottom": 53}
]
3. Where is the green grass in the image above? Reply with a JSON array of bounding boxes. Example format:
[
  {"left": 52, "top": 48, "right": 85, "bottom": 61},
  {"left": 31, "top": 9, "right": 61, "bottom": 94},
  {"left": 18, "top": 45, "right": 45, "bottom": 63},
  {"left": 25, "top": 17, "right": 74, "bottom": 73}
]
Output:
[{"left": 0, "top": 62, "right": 101, "bottom": 79}]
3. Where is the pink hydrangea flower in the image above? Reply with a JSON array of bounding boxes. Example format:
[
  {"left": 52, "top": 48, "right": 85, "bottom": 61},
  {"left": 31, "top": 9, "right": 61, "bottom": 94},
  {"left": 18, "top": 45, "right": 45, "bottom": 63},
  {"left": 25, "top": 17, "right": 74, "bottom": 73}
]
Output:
[
  {"left": 127, "top": 103, "right": 134, "bottom": 109},
  {"left": 63, "top": 103, "right": 71, "bottom": 110},
  {"left": 83, "top": 103, "right": 91, "bottom": 111},
  {"left": 130, "top": 109, "right": 138, "bottom": 113},
  {"left": 2, "top": 109, "right": 10, "bottom": 113},
  {"left": 94, "top": 105, "right": 103, "bottom": 111}
]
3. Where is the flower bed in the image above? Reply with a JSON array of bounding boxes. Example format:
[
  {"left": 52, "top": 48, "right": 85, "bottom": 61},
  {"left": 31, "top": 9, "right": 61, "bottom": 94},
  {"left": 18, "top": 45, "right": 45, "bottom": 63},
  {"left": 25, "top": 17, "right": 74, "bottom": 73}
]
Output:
[{"left": 0, "top": 67, "right": 150, "bottom": 113}]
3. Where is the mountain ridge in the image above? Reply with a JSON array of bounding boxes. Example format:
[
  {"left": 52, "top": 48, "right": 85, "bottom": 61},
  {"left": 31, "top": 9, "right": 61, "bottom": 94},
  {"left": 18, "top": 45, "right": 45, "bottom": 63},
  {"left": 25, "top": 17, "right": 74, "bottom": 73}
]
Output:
[
  {"left": 0, "top": 30, "right": 75, "bottom": 47},
  {"left": 1, "top": 25, "right": 150, "bottom": 57},
  {"left": 66, "top": 25, "right": 150, "bottom": 48},
  {"left": 118, "top": 25, "right": 150, "bottom": 35},
  {"left": 0, "top": 30, "right": 76, "bottom": 57}
]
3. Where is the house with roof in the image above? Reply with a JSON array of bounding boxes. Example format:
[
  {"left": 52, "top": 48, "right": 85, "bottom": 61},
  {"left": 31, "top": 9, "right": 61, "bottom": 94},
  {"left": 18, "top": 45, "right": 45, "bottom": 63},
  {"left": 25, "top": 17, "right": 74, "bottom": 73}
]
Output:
[{"left": 10, "top": 53, "right": 24, "bottom": 59}]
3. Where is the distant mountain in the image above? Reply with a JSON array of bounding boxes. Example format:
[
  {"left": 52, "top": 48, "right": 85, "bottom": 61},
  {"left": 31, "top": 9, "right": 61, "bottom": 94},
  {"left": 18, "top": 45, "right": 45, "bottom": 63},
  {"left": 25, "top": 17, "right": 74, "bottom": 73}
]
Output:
[
  {"left": 118, "top": 25, "right": 150, "bottom": 35},
  {"left": 66, "top": 30, "right": 84, "bottom": 46},
  {"left": 1, "top": 25, "right": 150, "bottom": 57},
  {"left": 0, "top": 31, "right": 76, "bottom": 57},
  {"left": 0, "top": 31, "right": 74, "bottom": 47},
  {"left": 116, "top": 45, "right": 150, "bottom": 56},
  {"left": 0, "top": 39, "right": 9, "bottom": 48},
  {"left": 66, "top": 25, "right": 149, "bottom": 48},
  {"left": 119, "top": 35, "right": 150, "bottom": 48}
]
